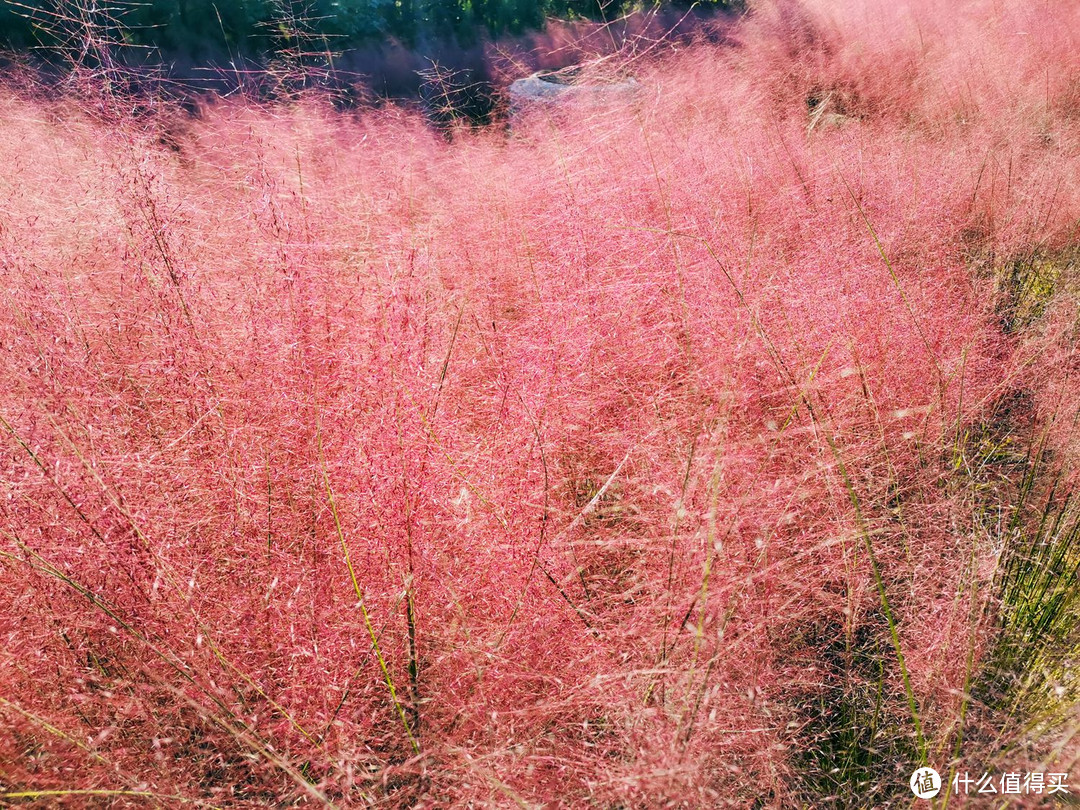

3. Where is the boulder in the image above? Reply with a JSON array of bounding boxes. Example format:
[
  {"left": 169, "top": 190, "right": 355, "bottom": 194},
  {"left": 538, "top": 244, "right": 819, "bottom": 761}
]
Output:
[{"left": 507, "top": 66, "right": 639, "bottom": 121}]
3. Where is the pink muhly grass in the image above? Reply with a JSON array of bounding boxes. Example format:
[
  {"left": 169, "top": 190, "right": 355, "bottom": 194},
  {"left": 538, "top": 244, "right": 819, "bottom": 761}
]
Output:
[{"left": 1, "top": 0, "right": 1079, "bottom": 805}]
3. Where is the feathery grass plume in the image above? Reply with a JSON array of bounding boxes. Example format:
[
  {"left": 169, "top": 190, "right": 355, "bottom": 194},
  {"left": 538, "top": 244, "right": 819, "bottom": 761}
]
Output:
[{"left": 1, "top": 0, "right": 1080, "bottom": 805}]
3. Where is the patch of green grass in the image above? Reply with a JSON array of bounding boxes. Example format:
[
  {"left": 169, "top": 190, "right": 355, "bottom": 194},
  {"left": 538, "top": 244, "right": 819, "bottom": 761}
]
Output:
[
  {"left": 995, "top": 252, "right": 1074, "bottom": 334},
  {"left": 788, "top": 615, "right": 919, "bottom": 808},
  {"left": 951, "top": 247, "right": 1080, "bottom": 790},
  {"left": 974, "top": 456, "right": 1080, "bottom": 765}
]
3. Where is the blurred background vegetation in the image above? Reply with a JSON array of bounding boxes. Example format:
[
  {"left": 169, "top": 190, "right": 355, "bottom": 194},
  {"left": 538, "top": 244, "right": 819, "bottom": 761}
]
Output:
[
  {"left": 0, "top": 0, "right": 743, "bottom": 130},
  {"left": 0, "top": 0, "right": 743, "bottom": 59}
]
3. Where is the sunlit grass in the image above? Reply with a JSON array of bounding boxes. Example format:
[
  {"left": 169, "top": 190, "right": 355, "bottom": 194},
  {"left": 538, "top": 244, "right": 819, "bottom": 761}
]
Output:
[{"left": 1, "top": 0, "right": 1080, "bottom": 805}]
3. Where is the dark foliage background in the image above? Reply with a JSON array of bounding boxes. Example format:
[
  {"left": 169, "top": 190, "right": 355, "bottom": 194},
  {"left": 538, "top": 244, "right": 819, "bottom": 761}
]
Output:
[
  {"left": 0, "top": 0, "right": 742, "bottom": 57},
  {"left": 0, "top": 0, "right": 742, "bottom": 115}
]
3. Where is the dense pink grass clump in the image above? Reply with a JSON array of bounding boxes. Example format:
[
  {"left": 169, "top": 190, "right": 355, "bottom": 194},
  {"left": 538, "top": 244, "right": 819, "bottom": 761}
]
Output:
[{"left": 1, "top": 0, "right": 1080, "bottom": 805}]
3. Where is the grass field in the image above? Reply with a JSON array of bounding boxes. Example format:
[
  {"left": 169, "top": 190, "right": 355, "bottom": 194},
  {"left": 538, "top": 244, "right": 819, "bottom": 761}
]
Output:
[{"left": 1, "top": 0, "right": 1080, "bottom": 806}]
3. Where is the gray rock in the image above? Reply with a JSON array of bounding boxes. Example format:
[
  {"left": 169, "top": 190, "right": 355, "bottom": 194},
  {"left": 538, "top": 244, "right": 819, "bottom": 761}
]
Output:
[{"left": 507, "top": 66, "right": 639, "bottom": 121}]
